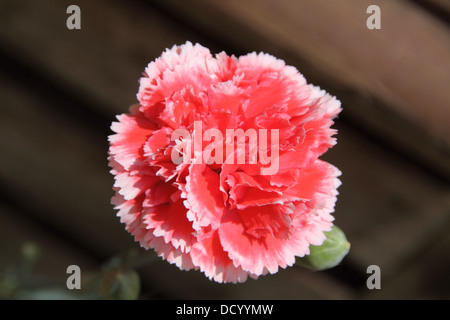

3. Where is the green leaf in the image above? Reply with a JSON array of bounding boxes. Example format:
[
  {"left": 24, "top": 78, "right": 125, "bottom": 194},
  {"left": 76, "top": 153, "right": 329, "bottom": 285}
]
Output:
[
  {"left": 99, "top": 269, "right": 140, "bottom": 300},
  {"left": 296, "top": 225, "right": 350, "bottom": 271}
]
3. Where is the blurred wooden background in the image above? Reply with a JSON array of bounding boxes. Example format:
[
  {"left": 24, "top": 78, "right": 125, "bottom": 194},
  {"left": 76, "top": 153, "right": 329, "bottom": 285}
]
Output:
[{"left": 0, "top": 0, "right": 449, "bottom": 299}]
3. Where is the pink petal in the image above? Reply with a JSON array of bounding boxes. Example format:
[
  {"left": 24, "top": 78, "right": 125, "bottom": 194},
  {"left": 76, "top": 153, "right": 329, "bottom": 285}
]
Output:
[
  {"left": 148, "top": 236, "right": 196, "bottom": 271},
  {"left": 137, "top": 42, "right": 222, "bottom": 112},
  {"left": 143, "top": 200, "right": 195, "bottom": 253},
  {"left": 113, "top": 169, "right": 160, "bottom": 201},
  {"left": 237, "top": 204, "right": 293, "bottom": 239},
  {"left": 282, "top": 160, "right": 341, "bottom": 202},
  {"left": 143, "top": 180, "right": 179, "bottom": 208},
  {"left": 111, "top": 192, "right": 153, "bottom": 248},
  {"left": 219, "top": 208, "right": 307, "bottom": 275},
  {"left": 190, "top": 229, "right": 250, "bottom": 283},
  {"left": 218, "top": 202, "right": 335, "bottom": 276},
  {"left": 160, "top": 89, "right": 197, "bottom": 129},
  {"left": 185, "top": 162, "right": 225, "bottom": 230},
  {"left": 109, "top": 107, "right": 156, "bottom": 170}
]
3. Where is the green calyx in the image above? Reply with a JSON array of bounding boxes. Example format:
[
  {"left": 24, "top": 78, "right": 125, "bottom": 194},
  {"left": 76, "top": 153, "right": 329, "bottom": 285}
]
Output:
[{"left": 296, "top": 225, "right": 350, "bottom": 271}]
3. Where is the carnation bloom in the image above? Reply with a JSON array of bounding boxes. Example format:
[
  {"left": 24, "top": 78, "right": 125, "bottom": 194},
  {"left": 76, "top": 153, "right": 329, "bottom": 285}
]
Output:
[{"left": 108, "top": 42, "right": 342, "bottom": 283}]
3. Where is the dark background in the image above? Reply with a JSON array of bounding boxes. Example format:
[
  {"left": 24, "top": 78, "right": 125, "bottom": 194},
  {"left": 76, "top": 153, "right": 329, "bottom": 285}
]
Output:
[{"left": 0, "top": 0, "right": 449, "bottom": 299}]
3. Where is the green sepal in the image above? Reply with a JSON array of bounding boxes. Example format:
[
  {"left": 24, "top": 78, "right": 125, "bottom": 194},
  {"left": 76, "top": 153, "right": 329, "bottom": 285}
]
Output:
[{"left": 296, "top": 225, "right": 350, "bottom": 271}]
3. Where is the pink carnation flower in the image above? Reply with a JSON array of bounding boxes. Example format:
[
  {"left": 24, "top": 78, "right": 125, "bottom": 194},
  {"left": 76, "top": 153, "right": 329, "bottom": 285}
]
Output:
[{"left": 108, "top": 42, "right": 342, "bottom": 283}]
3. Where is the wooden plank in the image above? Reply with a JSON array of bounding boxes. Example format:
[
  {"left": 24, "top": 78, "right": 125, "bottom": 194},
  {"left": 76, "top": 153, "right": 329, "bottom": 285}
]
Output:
[
  {"left": 427, "top": 0, "right": 450, "bottom": 11},
  {"left": 323, "top": 122, "right": 450, "bottom": 281},
  {"left": 153, "top": 0, "right": 450, "bottom": 180},
  {"left": 413, "top": 0, "right": 450, "bottom": 17},
  {"left": 363, "top": 216, "right": 450, "bottom": 299},
  {"left": 0, "top": 0, "right": 209, "bottom": 117},
  {"left": 0, "top": 203, "right": 97, "bottom": 274},
  {"left": 0, "top": 202, "right": 97, "bottom": 298},
  {"left": 134, "top": 256, "right": 357, "bottom": 299},
  {"left": 0, "top": 73, "right": 135, "bottom": 258}
]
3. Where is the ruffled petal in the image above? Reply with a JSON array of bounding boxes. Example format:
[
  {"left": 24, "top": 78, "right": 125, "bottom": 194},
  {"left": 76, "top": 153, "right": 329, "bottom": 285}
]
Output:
[
  {"left": 137, "top": 42, "right": 222, "bottom": 113},
  {"left": 147, "top": 236, "right": 196, "bottom": 271},
  {"left": 109, "top": 107, "right": 157, "bottom": 170},
  {"left": 218, "top": 208, "right": 307, "bottom": 275},
  {"left": 185, "top": 161, "right": 225, "bottom": 230},
  {"left": 190, "top": 229, "right": 249, "bottom": 283},
  {"left": 143, "top": 200, "right": 195, "bottom": 253},
  {"left": 111, "top": 192, "right": 153, "bottom": 248},
  {"left": 282, "top": 160, "right": 341, "bottom": 203}
]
